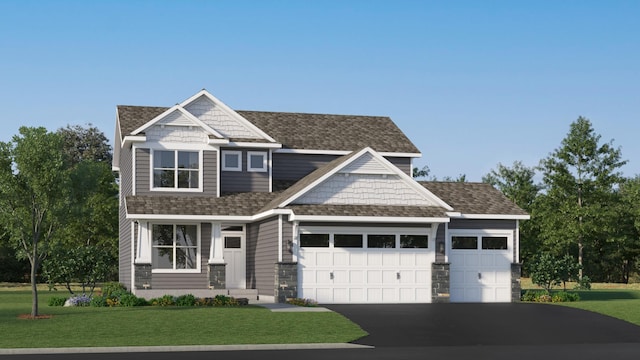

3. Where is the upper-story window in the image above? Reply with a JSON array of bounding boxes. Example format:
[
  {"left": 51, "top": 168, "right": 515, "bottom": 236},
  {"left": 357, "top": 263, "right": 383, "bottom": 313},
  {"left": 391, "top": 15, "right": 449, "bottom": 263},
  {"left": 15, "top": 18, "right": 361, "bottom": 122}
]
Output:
[
  {"left": 247, "top": 151, "right": 267, "bottom": 172},
  {"left": 153, "top": 150, "right": 199, "bottom": 189},
  {"left": 222, "top": 150, "right": 242, "bottom": 171}
]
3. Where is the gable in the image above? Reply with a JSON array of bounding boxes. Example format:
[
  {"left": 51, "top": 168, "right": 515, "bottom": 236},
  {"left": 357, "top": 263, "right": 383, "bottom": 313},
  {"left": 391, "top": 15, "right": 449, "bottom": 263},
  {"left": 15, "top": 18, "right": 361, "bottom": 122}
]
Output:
[
  {"left": 184, "top": 95, "right": 264, "bottom": 140},
  {"left": 144, "top": 108, "right": 211, "bottom": 144}
]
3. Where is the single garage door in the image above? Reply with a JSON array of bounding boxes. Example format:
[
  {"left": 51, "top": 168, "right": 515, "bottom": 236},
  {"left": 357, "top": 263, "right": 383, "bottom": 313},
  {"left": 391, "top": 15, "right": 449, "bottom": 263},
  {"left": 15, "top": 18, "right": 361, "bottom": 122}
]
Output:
[
  {"left": 298, "top": 228, "right": 434, "bottom": 304},
  {"left": 448, "top": 230, "right": 514, "bottom": 302}
]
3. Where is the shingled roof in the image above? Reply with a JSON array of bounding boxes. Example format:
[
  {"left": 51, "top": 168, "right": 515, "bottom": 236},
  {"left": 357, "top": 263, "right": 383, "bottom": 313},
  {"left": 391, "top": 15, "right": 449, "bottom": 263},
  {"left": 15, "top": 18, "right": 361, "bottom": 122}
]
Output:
[
  {"left": 420, "top": 182, "right": 528, "bottom": 216},
  {"left": 286, "top": 204, "right": 449, "bottom": 218},
  {"left": 126, "top": 193, "right": 277, "bottom": 217},
  {"left": 116, "top": 105, "right": 419, "bottom": 154}
]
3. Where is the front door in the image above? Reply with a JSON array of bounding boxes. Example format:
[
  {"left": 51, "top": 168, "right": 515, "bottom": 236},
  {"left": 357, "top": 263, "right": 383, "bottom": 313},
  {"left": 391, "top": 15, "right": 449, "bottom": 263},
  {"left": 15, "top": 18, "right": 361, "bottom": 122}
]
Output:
[{"left": 222, "top": 231, "right": 246, "bottom": 289}]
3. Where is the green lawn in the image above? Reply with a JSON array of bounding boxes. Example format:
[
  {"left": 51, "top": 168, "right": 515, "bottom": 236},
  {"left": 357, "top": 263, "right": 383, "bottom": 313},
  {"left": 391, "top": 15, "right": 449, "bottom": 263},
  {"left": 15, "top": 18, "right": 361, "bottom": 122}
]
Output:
[
  {"left": 521, "top": 278, "right": 640, "bottom": 327},
  {"left": 0, "top": 290, "right": 367, "bottom": 349}
]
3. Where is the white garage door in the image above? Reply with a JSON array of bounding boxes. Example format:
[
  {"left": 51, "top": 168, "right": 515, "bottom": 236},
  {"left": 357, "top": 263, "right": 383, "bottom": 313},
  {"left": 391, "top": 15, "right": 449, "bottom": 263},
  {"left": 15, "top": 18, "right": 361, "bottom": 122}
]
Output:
[
  {"left": 298, "top": 228, "right": 434, "bottom": 304},
  {"left": 449, "top": 230, "right": 513, "bottom": 303}
]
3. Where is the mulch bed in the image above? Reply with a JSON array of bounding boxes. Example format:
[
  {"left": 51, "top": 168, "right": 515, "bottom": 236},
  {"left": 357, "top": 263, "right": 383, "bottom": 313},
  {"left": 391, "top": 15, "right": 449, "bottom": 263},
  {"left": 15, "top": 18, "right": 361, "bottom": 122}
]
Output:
[{"left": 17, "top": 314, "right": 53, "bottom": 320}]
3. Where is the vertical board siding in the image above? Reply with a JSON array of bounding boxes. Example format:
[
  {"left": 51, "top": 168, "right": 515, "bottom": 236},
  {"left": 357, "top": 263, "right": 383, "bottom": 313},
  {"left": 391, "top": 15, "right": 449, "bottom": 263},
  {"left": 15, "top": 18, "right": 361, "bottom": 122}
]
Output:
[
  {"left": 272, "top": 153, "right": 339, "bottom": 180},
  {"left": 220, "top": 149, "right": 269, "bottom": 193},
  {"left": 246, "top": 217, "right": 279, "bottom": 297},
  {"left": 136, "top": 148, "right": 217, "bottom": 196},
  {"left": 119, "top": 145, "right": 133, "bottom": 289},
  {"left": 151, "top": 223, "right": 211, "bottom": 289},
  {"left": 448, "top": 219, "right": 516, "bottom": 230}
]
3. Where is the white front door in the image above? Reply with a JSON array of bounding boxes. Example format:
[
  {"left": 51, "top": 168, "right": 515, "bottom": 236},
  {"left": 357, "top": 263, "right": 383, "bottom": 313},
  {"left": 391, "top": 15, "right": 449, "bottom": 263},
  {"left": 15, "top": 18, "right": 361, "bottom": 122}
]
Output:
[
  {"left": 448, "top": 230, "right": 513, "bottom": 302},
  {"left": 223, "top": 232, "right": 246, "bottom": 289}
]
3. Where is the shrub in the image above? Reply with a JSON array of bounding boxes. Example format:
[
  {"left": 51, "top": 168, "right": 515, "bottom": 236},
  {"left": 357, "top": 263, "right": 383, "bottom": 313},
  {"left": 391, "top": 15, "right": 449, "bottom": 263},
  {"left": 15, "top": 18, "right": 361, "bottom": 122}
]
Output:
[
  {"left": 48, "top": 296, "right": 68, "bottom": 307},
  {"left": 286, "top": 298, "right": 318, "bottom": 307},
  {"left": 213, "top": 295, "right": 238, "bottom": 307},
  {"left": 102, "top": 282, "right": 129, "bottom": 298},
  {"left": 521, "top": 289, "right": 579, "bottom": 302},
  {"left": 119, "top": 293, "right": 147, "bottom": 307},
  {"left": 575, "top": 276, "right": 592, "bottom": 290},
  {"left": 195, "top": 297, "right": 215, "bottom": 306},
  {"left": 552, "top": 291, "right": 580, "bottom": 303},
  {"left": 67, "top": 294, "right": 92, "bottom": 307},
  {"left": 521, "top": 290, "right": 547, "bottom": 302},
  {"left": 175, "top": 294, "right": 197, "bottom": 307},
  {"left": 90, "top": 295, "right": 107, "bottom": 307},
  {"left": 150, "top": 295, "right": 176, "bottom": 306}
]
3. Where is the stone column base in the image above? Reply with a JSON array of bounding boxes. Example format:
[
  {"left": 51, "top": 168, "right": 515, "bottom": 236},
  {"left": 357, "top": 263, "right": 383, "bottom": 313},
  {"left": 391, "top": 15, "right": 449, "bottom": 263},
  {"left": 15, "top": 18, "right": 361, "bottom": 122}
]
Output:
[
  {"left": 275, "top": 262, "right": 298, "bottom": 303},
  {"left": 511, "top": 263, "right": 522, "bottom": 302},
  {"left": 208, "top": 263, "right": 226, "bottom": 289},
  {"left": 432, "top": 262, "right": 450, "bottom": 303},
  {"left": 134, "top": 264, "right": 152, "bottom": 290}
]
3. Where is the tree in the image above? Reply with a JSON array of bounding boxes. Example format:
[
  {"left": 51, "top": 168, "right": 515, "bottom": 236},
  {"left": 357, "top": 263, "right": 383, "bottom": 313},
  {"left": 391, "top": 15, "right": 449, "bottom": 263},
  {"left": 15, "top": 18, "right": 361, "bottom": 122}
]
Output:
[
  {"left": 0, "top": 127, "right": 70, "bottom": 317},
  {"left": 528, "top": 253, "right": 582, "bottom": 293},
  {"left": 57, "top": 124, "right": 112, "bottom": 164},
  {"left": 412, "top": 165, "right": 430, "bottom": 179},
  {"left": 483, "top": 161, "right": 541, "bottom": 266},
  {"left": 42, "top": 245, "right": 114, "bottom": 295},
  {"left": 536, "top": 117, "right": 627, "bottom": 280}
]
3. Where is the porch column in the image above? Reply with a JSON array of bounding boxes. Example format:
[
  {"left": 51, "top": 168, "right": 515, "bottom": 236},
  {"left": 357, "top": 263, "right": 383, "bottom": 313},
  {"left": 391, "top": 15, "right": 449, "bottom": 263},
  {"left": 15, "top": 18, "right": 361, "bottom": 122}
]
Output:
[
  {"left": 208, "top": 222, "right": 226, "bottom": 289},
  {"left": 134, "top": 221, "right": 152, "bottom": 290}
]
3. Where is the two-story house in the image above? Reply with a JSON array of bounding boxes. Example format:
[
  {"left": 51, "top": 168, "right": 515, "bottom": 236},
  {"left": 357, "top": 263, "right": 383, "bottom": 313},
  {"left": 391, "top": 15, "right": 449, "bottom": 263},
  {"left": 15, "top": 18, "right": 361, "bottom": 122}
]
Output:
[{"left": 113, "top": 89, "right": 529, "bottom": 304}]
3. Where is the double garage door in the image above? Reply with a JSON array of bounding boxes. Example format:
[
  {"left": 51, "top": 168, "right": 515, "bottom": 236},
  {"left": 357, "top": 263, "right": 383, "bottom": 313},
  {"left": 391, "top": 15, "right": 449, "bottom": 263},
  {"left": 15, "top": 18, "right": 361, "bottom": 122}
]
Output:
[
  {"left": 448, "top": 230, "right": 514, "bottom": 303},
  {"left": 298, "top": 227, "right": 434, "bottom": 304}
]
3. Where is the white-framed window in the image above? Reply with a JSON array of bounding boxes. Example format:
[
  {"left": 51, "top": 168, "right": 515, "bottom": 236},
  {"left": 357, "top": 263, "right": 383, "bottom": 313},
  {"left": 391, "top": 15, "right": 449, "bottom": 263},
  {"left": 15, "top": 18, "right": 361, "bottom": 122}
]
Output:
[
  {"left": 152, "top": 150, "right": 200, "bottom": 190},
  {"left": 247, "top": 151, "right": 267, "bottom": 172},
  {"left": 299, "top": 227, "right": 430, "bottom": 249},
  {"left": 222, "top": 150, "right": 242, "bottom": 171},
  {"left": 151, "top": 224, "right": 200, "bottom": 272}
]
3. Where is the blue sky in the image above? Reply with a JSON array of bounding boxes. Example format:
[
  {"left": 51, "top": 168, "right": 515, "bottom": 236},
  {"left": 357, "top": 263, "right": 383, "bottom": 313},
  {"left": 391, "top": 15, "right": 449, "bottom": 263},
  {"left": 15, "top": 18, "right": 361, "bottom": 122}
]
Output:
[{"left": 1, "top": 0, "right": 638, "bottom": 181}]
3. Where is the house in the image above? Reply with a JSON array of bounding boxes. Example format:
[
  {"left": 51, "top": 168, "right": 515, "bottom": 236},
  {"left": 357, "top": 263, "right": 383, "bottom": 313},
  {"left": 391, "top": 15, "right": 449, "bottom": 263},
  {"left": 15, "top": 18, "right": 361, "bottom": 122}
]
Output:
[{"left": 113, "top": 89, "right": 529, "bottom": 304}]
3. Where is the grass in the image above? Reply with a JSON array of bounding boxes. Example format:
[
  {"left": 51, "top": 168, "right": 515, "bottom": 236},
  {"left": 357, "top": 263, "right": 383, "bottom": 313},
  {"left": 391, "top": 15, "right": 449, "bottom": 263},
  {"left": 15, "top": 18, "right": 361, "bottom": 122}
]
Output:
[
  {"left": 521, "top": 278, "right": 640, "bottom": 326},
  {"left": 0, "top": 289, "right": 367, "bottom": 349}
]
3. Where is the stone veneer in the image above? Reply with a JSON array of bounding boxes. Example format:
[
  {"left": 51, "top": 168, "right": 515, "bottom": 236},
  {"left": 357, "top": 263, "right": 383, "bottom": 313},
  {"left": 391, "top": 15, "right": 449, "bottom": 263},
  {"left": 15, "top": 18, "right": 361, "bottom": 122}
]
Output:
[
  {"left": 275, "top": 262, "right": 298, "bottom": 303},
  {"left": 134, "top": 264, "right": 152, "bottom": 290},
  {"left": 431, "top": 262, "right": 450, "bottom": 303},
  {"left": 208, "top": 264, "right": 226, "bottom": 289},
  {"left": 511, "top": 263, "right": 522, "bottom": 302}
]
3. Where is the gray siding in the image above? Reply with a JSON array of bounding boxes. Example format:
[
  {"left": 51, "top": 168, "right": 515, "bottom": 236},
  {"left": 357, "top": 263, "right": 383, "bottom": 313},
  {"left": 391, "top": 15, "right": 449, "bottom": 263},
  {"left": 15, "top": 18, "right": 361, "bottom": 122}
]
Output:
[
  {"left": 448, "top": 219, "right": 517, "bottom": 230},
  {"left": 246, "top": 217, "right": 279, "bottom": 296},
  {"left": 136, "top": 148, "right": 217, "bottom": 196},
  {"left": 151, "top": 223, "right": 211, "bottom": 289},
  {"left": 282, "top": 220, "right": 293, "bottom": 263},
  {"left": 220, "top": 149, "right": 269, "bottom": 193},
  {"left": 118, "top": 144, "right": 133, "bottom": 289},
  {"left": 273, "top": 153, "right": 338, "bottom": 181},
  {"left": 385, "top": 156, "right": 412, "bottom": 176}
]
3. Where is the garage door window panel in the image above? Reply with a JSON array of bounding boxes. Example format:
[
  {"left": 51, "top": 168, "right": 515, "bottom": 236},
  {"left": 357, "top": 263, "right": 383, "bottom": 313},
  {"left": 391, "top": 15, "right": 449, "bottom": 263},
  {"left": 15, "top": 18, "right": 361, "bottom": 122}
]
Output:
[
  {"left": 482, "top": 236, "right": 508, "bottom": 250},
  {"left": 300, "top": 234, "right": 330, "bottom": 247},
  {"left": 334, "top": 234, "right": 363, "bottom": 248},
  {"left": 452, "top": 236, "right": 478, "bottom": 249},
  {"left": 400, "top": 235, "right": 428, "bottom": 248},
  {"left": 368, "top": 234, "right": 396, "bottom": 248}
]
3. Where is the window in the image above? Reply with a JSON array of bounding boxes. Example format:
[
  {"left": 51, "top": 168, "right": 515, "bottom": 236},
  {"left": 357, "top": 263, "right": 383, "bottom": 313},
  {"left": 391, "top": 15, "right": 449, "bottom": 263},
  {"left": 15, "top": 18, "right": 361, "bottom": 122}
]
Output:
[
  {"left": 152, "top": 224, "right": 199, "bottom": 270},
  {"left": 153, "top": 150, "right": 199, "bottom": 189},
  {"left": 334, "top": 234, "right": 363, "bottom": 248},
  {"left": 247, "top": 151, "right": 267, "bottom": 172},
  {"left": 224, "top": 236, "right": 242, "bottom": 249},
  {"left": 300, "top": 234, "right": 329, "bottom": 247},
  {"left": 222, "top": 150, "right": 242, "bottom": 171},
  {"left": 452, "top": 236, "right": 478, "bottom": 249},
  {"left": 400, "top": 235, "right": 428, "bottom": 248},
  {"left": 368, "top": 234, "right": 396, "bottom": 248},
  {"left": 482, "top": 236, "right": 508, "bottom": 250}
]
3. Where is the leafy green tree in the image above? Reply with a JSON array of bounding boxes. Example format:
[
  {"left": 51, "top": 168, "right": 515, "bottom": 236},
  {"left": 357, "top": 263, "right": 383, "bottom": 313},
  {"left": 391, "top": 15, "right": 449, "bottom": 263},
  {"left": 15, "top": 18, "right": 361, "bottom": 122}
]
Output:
[
  {"left": 528, "top": 253, "right": 583, "bottom": 293},
  {"left": 536, "top": 117, "right": 626, "bottom": 280},
  {"left": 0, "top": 127, "right": 70, "bottom": 316},
  {"left": 57, "top": 124, "right": 112, "bottom": 164},
  {"left": 412, "top": 165, "right": 430, "bottom": 179},
  {"left": 42, "top": 245, "right": 114, "bottom": 295},
  {"left": 483, "top": 161, "right": 541, "bottom": 266}
]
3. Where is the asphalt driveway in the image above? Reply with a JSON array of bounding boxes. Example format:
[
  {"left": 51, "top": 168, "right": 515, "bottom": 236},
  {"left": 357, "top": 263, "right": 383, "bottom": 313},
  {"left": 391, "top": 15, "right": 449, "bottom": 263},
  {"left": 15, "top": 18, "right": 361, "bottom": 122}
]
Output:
[{"left": 326, "top": 303, "right": 640, "bottom": 347}]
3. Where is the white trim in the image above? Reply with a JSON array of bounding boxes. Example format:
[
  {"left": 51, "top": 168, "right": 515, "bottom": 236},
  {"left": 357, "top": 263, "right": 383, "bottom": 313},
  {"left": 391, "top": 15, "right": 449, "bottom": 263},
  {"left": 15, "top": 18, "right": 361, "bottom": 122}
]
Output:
[
  {"left": 444, "top": 222, "right": 450, "bottom": 263},
  {"left": 130, "top": 221, "right": 136, "bottom": 289},
  {"left": 221, "top": 150, "right": 242, "bottom": 171},
  {"left": 228, "top": 141, "right": 282, "bottom": 149},
  {"left": 452, "top": 214, "right": 531, "bottom": 220},
  {"left": 447, "top": 229, "right": 514, "bottom": 251},
  {"left": 150, "top": 223, "right": 202, "bottom": 273},
  {"left": 290, "top": 215, "right": 450, "bottom": 223},
  {"left": 135, "top": 221, "right": 152, "bottom": 264},
  {"left": 131, "top": 105, "right": 225, "bottom": 139},
  {"left": 127, "top": 214, "right": 255, "bottom": 221},
  {"left": 273, "top": 148, "right": 422, "bottom": 158},
  {"left": 216, "top": 149, "right": 221, "bottom": 197},
  {"left": 209, "top": 222, "right": 224, "bottom": 264},
  {"left": 278, "top": 215, "right": 283, "bottom": 262},
  {"left": 112, "top": 166, "right": 120, "bottom": 172},
  {"left": 268, "top": 149, "right": 273, "bottom": 192},
  {"left": 247, "top": 151, "right": 268, "bottom": 172},
  {"left": 132, "top": 144, "right": 138, "bottom": 196},
  {"left": 208, "top": 138, "right": 230, "bottom": 145},
  {"left": 298, "top": 226, "right": 432, "bottom": 250},
  {"left": 515, "top": 220, "right": 520, "bottom": 263},
  {"left": 123, "top": 135, "right": 146, "bottom": 148},
  {"left": 292, "top": 221, "right": 299, "bottom": 262},
  {"left": 145, "top": 141, "right": 215, "bottom": 151},
  {"left": 150, "top": 149, "right": 203, "bottom": 192},
  {"left": 179, "top": 90, "right": 277, "bottom": 142}
]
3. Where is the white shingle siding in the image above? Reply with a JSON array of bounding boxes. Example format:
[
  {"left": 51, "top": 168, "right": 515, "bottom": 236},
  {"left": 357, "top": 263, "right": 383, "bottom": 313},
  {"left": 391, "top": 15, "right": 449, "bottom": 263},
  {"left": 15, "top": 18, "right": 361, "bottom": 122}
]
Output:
[
  {"left": 295, "top": 174, "right": 438, "bottom": 206},
  {"left": 158, "top": 110, "right": 193, "bottom": 126},
  {"left": 184, "top": 96, "right": 261, "bottom": 139},
  {"left": 146, "top": 125, "right": 208, "bottom": 143},
  {"left": 340, "top": 152, "right": 394, "bottom": 174}
]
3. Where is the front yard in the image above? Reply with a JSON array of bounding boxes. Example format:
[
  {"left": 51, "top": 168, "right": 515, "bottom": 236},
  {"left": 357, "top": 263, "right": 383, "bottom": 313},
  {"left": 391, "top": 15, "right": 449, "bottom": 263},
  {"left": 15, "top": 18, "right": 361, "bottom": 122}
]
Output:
[{"left": 0, "top": 289, "right": 367, "bottom": 349}]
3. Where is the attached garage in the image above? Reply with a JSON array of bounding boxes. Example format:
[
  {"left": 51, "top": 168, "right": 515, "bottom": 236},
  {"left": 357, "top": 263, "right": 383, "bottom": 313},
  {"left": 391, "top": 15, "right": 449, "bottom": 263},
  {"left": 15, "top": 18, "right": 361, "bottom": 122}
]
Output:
[
  {"left": 297, "top": 227, "right": 434, "bottom": 304},
  {"left": 448, "top": 230, "right": 514, "bottom": 302}
]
